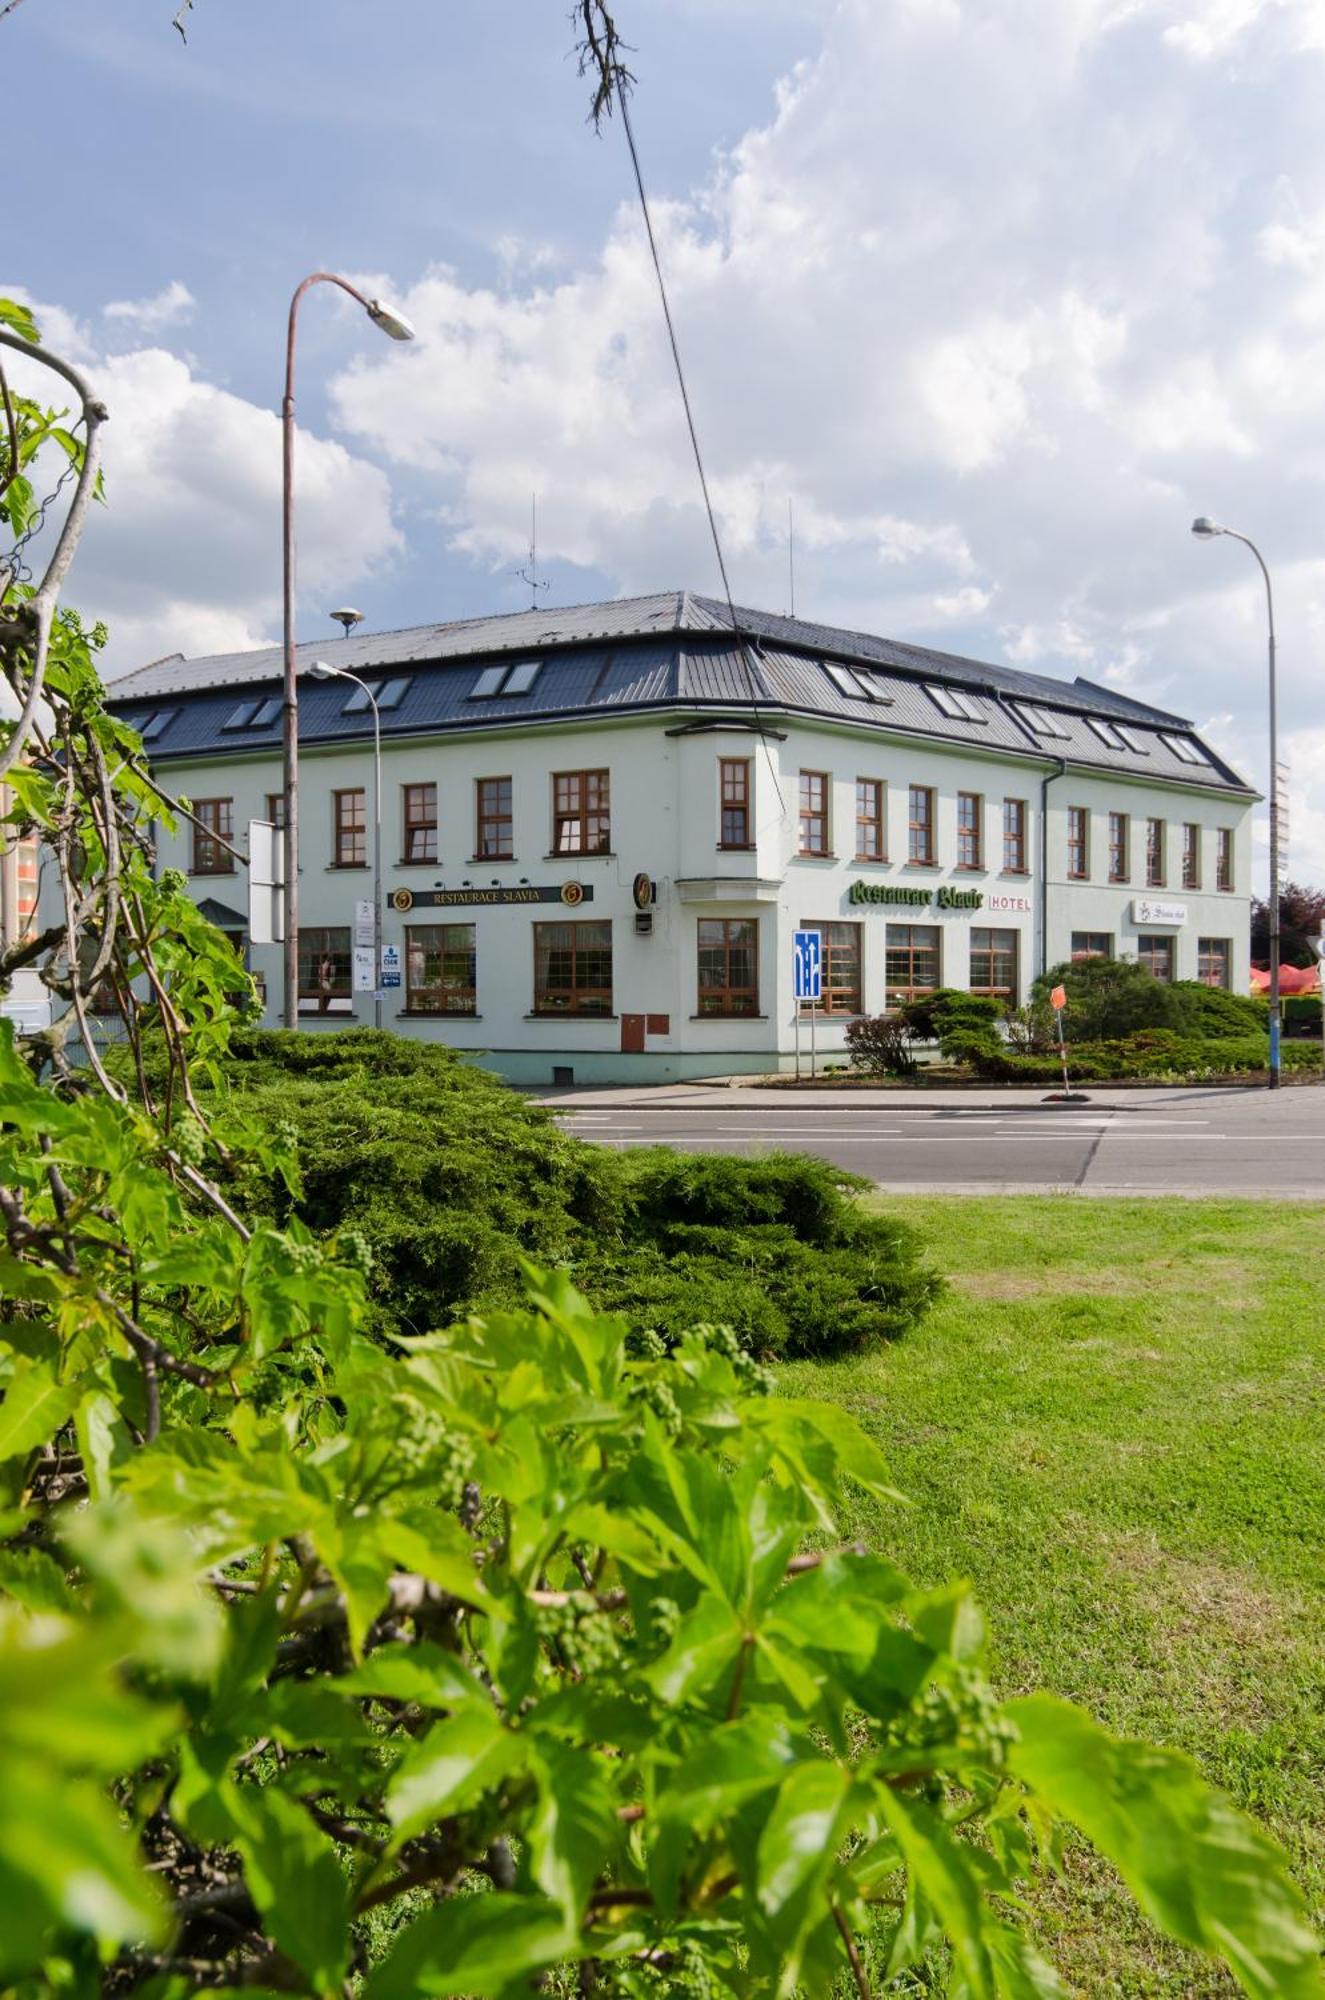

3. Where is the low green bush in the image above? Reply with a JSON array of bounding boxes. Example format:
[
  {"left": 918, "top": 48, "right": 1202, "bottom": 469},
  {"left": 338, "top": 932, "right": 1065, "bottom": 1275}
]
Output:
[
  {"left": 1284, "top": 993, "right": 1322, "bottom": 1035},
  {"left": 960, "top": 1029, "right": 1319, "bottom": 1083},
  {"left": 1033, "top": 956, "right": 1191, "bottom": 1038},
  {"left": 1170, "top": 980, "right": 1267, "bottom": 1037}
]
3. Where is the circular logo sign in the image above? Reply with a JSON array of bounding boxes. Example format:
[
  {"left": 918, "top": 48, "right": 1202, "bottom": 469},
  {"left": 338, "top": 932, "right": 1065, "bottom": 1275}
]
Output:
[
  {"left": 632, "top": 871, "right": 653, "bottom": 911},
  {"left": 560, "top": 880, "right": 586, "bottom": 908},
  {"left": 391, "top": 887, "right": 414, "bottom": 913}
]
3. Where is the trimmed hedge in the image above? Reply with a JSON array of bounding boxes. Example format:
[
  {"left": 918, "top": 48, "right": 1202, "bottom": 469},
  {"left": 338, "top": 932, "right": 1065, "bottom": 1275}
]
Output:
[{"left": 962, "top": 1029, "right": 1320, "bottom": 1083}]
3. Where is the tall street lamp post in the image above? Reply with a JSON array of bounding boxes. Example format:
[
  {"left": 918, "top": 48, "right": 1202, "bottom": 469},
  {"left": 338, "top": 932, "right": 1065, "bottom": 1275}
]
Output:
[
  {"left": 281, "top": 274, "right": 414, "bottom": 1028},
  {"left": 310, "top": 661, "right": 382, "bottom": 1030},
  {"left": 1191, "top": 516, "right": 1281, "bottom": 1087}
]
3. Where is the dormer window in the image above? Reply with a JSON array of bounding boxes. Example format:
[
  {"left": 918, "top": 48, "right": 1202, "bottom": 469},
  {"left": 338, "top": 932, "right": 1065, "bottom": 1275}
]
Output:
[
  {"left": 222, "top": 696, "right": 282, "bottom": 731},
  {"left": 135, "top": 708, "right": 177, "bottom": 742},
  {"left": 343, "top": 676, "right": 412, "bottom": 714},
  {"left": 926, "top": 683, "right": 984, "bottom": 723},
  {"left": 1017, "top": 703, "right": 1070, "bottom": 739},
  {"left": 467, "top": 659, "right": 543, "bottom": 700}
]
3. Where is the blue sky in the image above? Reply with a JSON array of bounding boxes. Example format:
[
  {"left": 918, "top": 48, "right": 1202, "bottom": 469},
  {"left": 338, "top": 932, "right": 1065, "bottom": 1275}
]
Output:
[{"left": 7, "top": 0, "right": 1325, "bottom": 876}]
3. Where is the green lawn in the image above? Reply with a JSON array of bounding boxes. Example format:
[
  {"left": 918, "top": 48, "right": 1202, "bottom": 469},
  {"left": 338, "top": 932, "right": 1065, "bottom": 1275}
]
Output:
[{"left": 782, "top": 1197, "right": 1325, "bottom": 1997}]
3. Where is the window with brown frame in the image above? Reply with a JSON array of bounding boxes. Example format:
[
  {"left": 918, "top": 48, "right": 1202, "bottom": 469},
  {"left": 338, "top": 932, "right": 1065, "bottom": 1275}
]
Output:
[
  {"left": 1216, "top": 828, "right": 1234, "bottom": 892},
  {"left": 969, "top": 927, "right": 1018, "bottom": 998},
  {"left": 533, "top": 920, "right": 612, "bottom": 1014},
  {"left": 265, "top": 792, "right": 286, "bottom": 832},
  {"left": 552, "top": 770, "right": 610, "bottom": 855},
  {"left": 719, "top": 758, "right": 752, "bottom": 849},
  {"left": 957, "top": 792, "right": 982, "bottom": 870},
  {"left": 908, "top": 785, "right": 935, "bottom": 865},
  {"left": 298, "top": 927, "right": 352, "bottom": 1014},
  {"left": 798, "top": 771, "right": 829, "bottom": 856},
  {"left": 1198, "top": 936, "right": 1230, "bottom": 988},
  {"left": 332, "top": 788, "right": 367, "bottom": 868},
  {"left": 1145, "top": 817, "right": 1166, "bottom": 888},
  {"left": 1136, "top": 934, "right": 1173, "bottom": 982},
  {"left": 886, "top": 923, "right": 940, "bottom": 1003},
  {"left": 797, "top": 920, "right": 861, "bottom": 1015},
  {"left": 477, "top": 776, "right": 513, "bottom": 859},
  {"left": 1067, "top": 805, "right": 1089, "bottom": 879},
  {"left": 1002, "top": 798, "right": 1027, "bottom": 873},
  {"left": 1108, "top": 811, "right": 1130, "bottom": 883},
  {"left": 696, "top": 918, "right": 759, "bottom": 1016},
  {"left": 855, "top": 778, "right": 884, "bottom": 861},
  {"left": 402, "top": 782, "right": 437, "bottom": 864},
  {"left": 406, "top": 924, "right": 477, "bottom": 1013},
  {"left": 1182, "top": 822, "right": 1201, "bottom": 890},
  {"left": 191, "top": 798, "right": 234, "bottom": 875},
  {"left": 1071, "top": 931, "right": 1113, "bottom": 961}
]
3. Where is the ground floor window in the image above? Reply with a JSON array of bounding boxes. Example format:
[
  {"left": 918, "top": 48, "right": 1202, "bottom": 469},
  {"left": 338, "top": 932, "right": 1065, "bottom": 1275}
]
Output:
[
  {"left": 1198, "top": 937, "right": 1230, "bottom": 989},
  {"left": 1071, "top": 932, "right": 1113, "bottom": 961},
  {"left": 697, "top": 918, "right": 759, "bottom": 1016},
  {"left": 798, "top": 920, "right": 861, "bottom": 1014},
  {"left": 886, "top": 924, "right": 940, "bottom": 1004},
  {"left": 534, "top": 921, "right": 613, "bottom": 1015},
  {"left": 299, "top": 927, "right": 352, "bottom": 1013},
  {"left": 406, "top": 924, "right": 477, "bottom": 1014},
  {"left": 1136, "top": 934, "right": 1174, "bottom": 982},
  {"left": 969, "top": 926, "right": 1018, "bottom": 999}
]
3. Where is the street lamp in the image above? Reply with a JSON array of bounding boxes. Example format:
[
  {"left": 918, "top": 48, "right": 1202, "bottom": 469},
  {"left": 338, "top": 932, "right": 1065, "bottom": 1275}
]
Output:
[
  {"left": 281, "top": 275, "right": 414, "bottom": 1029},
  {"left": 1191, "top": 516, "right": 1281, "bottom": 1087},
  {"left": 309, "top": 660, "right": 383, "bottom": 1032}
]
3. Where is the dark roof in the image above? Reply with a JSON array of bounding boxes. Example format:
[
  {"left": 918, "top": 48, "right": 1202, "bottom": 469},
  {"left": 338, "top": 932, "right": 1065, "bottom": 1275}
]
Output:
[{"left": 107, "top": 591, "right": 1252, "bottom": 796}]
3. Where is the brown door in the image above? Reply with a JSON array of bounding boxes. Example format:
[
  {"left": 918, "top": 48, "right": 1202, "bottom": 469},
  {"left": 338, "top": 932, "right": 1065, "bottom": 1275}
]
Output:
[{"left": 620, "top": 1012, "right": 646, "bottom": 1054}]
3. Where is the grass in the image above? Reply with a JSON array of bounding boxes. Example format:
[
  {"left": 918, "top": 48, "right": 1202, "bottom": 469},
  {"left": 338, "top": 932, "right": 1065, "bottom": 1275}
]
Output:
[{"left": 781, "top": 1196, "right": 1325, "bottom": 1996}]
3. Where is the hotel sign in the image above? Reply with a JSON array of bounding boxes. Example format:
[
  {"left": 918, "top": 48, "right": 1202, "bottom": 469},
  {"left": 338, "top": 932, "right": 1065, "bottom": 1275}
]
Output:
[
  {"left": 848, "top": 882, "right": 984, "bottom": 911},
  {"left": 391, "top": 882, "right": 592, "bottom": 912},
  {"left": 1132, "top": 897, "right": 1187, "bottom": 926}
]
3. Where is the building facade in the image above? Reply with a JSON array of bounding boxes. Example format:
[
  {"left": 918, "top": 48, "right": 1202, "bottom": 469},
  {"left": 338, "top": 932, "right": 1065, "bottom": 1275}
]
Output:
[{"left": 108, "top": 593, "right": 1256, "bottom": 1083}]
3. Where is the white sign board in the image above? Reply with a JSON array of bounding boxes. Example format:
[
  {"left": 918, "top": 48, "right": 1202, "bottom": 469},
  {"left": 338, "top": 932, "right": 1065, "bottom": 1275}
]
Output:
[
  {"left": 381, "top": 943, "right": 401, "bottom": 990},
  {"left": 247, "top": 819, "right": 283, "bottom": 945},
  {"left": 793, "top": 929, "right": 822, "bottom": 1002},
  {"left": 1132, "top": 897, "right": 1188, "bottom": 927},
  {"left": 352, "top": 945, "right": 375, "bottom": 994},
  {"left": 354, "top": 898, "right": 375, "bottom": 949}
]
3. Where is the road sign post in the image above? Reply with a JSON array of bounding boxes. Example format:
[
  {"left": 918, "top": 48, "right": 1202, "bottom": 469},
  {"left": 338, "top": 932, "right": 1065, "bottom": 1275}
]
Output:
[{"left": 793, "top": 929, "right": 822, "bottom": 1082}]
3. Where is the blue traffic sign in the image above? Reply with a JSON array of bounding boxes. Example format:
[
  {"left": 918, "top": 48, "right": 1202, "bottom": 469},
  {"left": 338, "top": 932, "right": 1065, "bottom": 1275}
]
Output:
[{"left": 793, "top": 928, "right": 822, "bottom": 1002}]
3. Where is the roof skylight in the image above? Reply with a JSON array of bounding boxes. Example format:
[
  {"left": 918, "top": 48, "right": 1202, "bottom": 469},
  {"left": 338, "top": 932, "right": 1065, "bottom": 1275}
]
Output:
[
  {"left": 1160, "top": 732, "right": 1206, "bottom": 766},
  {"left": 343, "top": 676, "right": 413, "bottom": 714},
  {"left": 1017, "top": 703, "right": 1071, "bottom": 740},
  {"left": 467, "top": 659, "right": 543, "bottom": 700},
  {"left": 926, "top": 683, "right": 984, "bottom": 723},
  {"left": 824, "top": 662, "right": 892, "bottom": 703},
  {"left": 136, "top": 708, "right": 177, "bottom": 742}
]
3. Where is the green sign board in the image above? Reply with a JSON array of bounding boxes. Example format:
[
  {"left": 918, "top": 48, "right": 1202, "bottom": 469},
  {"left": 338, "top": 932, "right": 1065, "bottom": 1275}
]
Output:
[{"left": 848, "top": 881, "right": 984, "bottom": 911}]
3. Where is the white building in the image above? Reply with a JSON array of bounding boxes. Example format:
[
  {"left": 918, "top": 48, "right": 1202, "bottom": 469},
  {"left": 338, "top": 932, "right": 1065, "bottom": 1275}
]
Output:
[{"left": 108, "top": 593, "right": 1255, "bottom": 1084}]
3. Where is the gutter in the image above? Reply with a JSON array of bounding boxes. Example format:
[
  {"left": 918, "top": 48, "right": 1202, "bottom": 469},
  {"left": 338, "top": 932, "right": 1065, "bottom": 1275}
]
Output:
[{"left": 1039, "top": 757, "right": 1068, "bottom": 978}]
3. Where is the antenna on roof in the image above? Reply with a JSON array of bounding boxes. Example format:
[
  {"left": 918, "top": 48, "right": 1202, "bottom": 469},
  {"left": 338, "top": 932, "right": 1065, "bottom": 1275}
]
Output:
[
  {"left": 515, "top": 493, "right": 551, "bottom": 611},
  {"left": 329, "top": 607, "right": 363, "bottom": 639},
  {"left": 788, "top": 498, "right": 796, "bottom": 619}
]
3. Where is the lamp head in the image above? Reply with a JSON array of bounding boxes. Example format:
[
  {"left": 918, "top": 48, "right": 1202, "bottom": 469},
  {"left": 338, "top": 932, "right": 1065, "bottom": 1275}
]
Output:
[
  {"left": 1191, "top": 516, "right": 1224, "bottom": 539},
  {"left": 367, "top": 299, "right": 416, "bottom": 343},
  {"left": 308, "top": 659, "right": 341, "bottom": 682},
  {"left": 329, "top": 607, "right": 363, "bottom": 638}
]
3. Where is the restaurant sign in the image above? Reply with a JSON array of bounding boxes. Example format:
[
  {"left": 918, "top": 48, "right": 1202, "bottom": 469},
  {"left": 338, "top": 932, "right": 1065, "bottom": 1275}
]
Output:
[
  {"left": 848, "top": 881, "right": 984, "bottom": 911},
  {"left": 1131, "top": 897, "right": 1187, "bottom": 926},
  {"left": 391, "top": 882, "right": 591, "bottom": 913}
]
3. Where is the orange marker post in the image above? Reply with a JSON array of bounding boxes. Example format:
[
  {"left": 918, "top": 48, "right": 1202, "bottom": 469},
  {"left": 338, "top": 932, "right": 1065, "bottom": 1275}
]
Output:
[{"left": 1050, "top": 984, "right": 1071, "bottom": 1096}]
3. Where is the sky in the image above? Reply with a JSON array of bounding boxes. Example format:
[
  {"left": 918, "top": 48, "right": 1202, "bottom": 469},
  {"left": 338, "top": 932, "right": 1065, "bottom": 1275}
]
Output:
[{"left": 5, "top": 0, "right": 1325, "bottom": 882}]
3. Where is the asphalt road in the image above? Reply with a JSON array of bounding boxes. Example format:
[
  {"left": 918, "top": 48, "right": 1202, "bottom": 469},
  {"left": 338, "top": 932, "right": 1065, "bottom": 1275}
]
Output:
[{"left": 543, "top": 1083, "right": 1325, "bottom": 1196}]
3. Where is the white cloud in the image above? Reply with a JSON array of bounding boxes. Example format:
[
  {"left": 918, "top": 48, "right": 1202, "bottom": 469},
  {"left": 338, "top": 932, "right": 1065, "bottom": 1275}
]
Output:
[{"left": 103, "top": 280, "right": 197, "bottom": 334}]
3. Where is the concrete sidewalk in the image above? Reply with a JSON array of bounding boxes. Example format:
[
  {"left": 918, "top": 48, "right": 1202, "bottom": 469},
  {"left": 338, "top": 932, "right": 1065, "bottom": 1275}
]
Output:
[{"left": 530, "top": 1080, "right": 1274, "bottom": 1114}]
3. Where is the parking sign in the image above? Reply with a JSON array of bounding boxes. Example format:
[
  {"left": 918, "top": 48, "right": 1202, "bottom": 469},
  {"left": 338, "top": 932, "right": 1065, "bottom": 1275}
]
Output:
[{"left": 793, "top": 928, "right": 822, "bottom": 1003}]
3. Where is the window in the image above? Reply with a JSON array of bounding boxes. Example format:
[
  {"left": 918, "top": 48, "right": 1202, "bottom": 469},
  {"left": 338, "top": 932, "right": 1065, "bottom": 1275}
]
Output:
[
  {"left": 908, "top": 785, "right": 935, "bottom": 865},
  {"left": 553, "top": 770, "right": 610, "bottom": 855},
  {"left": 927, "top": 683, "right": 984, "bottom": 723},
  {"left": 1136, "top": 935, "right": 1174, "bottom": 982},
  {"left": 970, "top": 927, "right": 1018, "bottom": 999},
  {"left": 1085, "top": 716, "right": 1147, "bottom": 753},
  {"left": 798, "top": 771, "right": 829, "bottom": 856},
  {"left": 697, "top": 918, "right": 760, "bottom": 1016},
  {"left": 1160, "top": 732, "right": 1206, "bottom": 767},
  {"left": 1071, "top": 932, "right": 1113, "bottom": 961},
  {"left": 1017, "top": 703, "right": 1070, "bottom": 739},
  {"left": 799, "top": 921, "right": 861, "bottom": 1015},
  {"left": 855, "top": 779, "right": 884, "bottom": 861},
  {"left": 344, "top": 676, "right": 412, "bottom": 713},
  {"left": 1182, "top": 823, "right": 1201, "bottom": 890},
  {"left": 956, "top": 792, "right": 982, "bottom": 869},
  {"left": 468, "top": 659, "right": 542, "bottom": 700},
  {"left": 403, "top": 783, "right": 437, "bottom": 864},
  {"left": 719, "top": 758, "right": 752, "bottom": 849},
  {"left": 886, "top": 924, "right": 940, "bottom": 1003},
  {"left": 135, "top": 708, "right": 177, "bottom": 742},
  {"left": 1108, "top": 811, "right": 1129, "bottom": 883},
  {"left": 298, "top": 927, "right": 352, "bottom": 1014},
  {"left": 265, "top": 792, "right": 286, "bottom": 831},
  {"left": 1067, "top": 806, "right": 1089, "bottom": 879},
  {"left": 222, "top": 695, "right": 281, "bottom": 731},
  {"left": 192, "top": 798, "right": 234, "bottom": 875},
  {"left": 1216, "top": 828, "right": 1234, "bottom": 892},
  {"left": 1198, "top": 937, "right": 1230, "bottom": 989},
  {"left": 825, "top": 662, "right": 891, "bottom": 703},
  {"left": 1003, "top": 798, "right": 1027, "bottom": 873},
  {"left": 406, "top": 924, "right": 476, "bottom": 1013},
  {"left": 1145, "top": 817, "right": 1166, "bottom": 888},
  {"left": 477, "top": 777, "right": 514, "bottom": 859},
  {"left": 534, "top": 921, "right": 612, "bottom": 1015},
  {"left": 333, "top": 788, "right": 367, "bottom": 868}
]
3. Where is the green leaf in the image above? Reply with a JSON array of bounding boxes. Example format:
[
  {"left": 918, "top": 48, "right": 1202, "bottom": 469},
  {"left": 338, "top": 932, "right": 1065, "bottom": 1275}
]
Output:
[
  {"left": 0, "top": 1546, "right": 73, "bottom": 1613},
  {"left": 234, "top": 1789, "right": 350, "bottom": 1996},
  {"left": 366, "top": 1892, "right": 573, "bottom": 1999},
  {"left": 387, "top": 1704, "right": 526, "bottom": 1847},
  {"left": 1005, "top": 1695, "right": 1323, "bottom": 2000},
  {"left": 0, "top": 1765, "right": 165, "bottom": 1975},
  {"left": 756, "top": 1764, "right": 852, "bottom": 1941},
  {"left": 645, "top": 1589, "right": 746, "bottom": 1705},
  {"left": 0, "top": 297, "right": 40, "bottom": 343},
  {"left": 526, "top": 1740, "right": 616, "bottom": 1917},
  {"left": 75, "top": 1389, "right": 134, "bottom": 1501},
  {"left": 337, "top": 1639, "right": 485, "bottom": 1706},
  {"left": 0, "top": 1357, "right": 80, "bottom": 1462}
]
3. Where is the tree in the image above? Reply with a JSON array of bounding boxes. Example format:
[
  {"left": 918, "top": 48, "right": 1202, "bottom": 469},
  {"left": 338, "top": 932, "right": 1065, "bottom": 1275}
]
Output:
[{"left": 1251, "top": 882, "right": 1325, "bottom": 969}]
